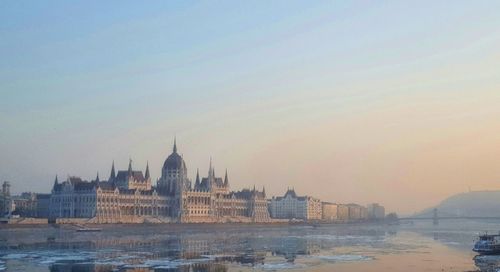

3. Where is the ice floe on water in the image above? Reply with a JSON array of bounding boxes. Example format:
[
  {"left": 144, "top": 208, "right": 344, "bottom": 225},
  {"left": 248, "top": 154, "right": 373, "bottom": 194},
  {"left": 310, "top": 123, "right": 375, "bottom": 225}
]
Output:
[
  {"left": 311, "top": 254, "right": 373, "bottom": 262},
  {"left": 0, "top": 250, "right": 96, "bottom": 265},
  {"left": 0, "top": 248, "right": 374, "bottom": 271},
  {"left": 1, "top": 253, "right": 30, "bottom": 260},
  {"left": 38, "top": 254, "right": 93, "bottom": 264},
  {"left": 122, "top": 257, "right": 213, "bottom": 269},
  {"left": 254, "top": 262, "right": 307, "bottom": 270}
]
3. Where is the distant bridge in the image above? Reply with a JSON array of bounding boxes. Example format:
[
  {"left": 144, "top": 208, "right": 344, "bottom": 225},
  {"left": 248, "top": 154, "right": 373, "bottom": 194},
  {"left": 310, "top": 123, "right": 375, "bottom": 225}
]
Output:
[
  {"left": 400, "top": 217, "right": 500, "bottom": 220},
  {"left": 400, "top": 208, "right": 500, "bottom": 222}
]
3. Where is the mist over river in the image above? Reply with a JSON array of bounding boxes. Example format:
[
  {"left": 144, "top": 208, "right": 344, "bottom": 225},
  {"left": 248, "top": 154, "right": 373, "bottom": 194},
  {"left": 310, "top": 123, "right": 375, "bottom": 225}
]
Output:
[{"left": 1, "top": 220, "right": 499, "bottom": 271}]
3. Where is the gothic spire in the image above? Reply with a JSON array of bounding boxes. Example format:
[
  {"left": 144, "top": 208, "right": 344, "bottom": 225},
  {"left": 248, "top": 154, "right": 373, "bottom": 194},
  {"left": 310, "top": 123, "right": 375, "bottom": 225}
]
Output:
[
  {"left": 209, "top": 156, "right": 213, "bottom": 175},
  {"left": 195, "top": 168, "right": 200, "bottom": 187},
  {"left": 262, "top": 186, "right": 266, "bottom": 196},
  {"left": 54, "top": 175, "right": 59, "bottom": 186},
  {"left": 128, "top": 158, "right": 133, "bottom": 174},
  {"left": 145, "top": 161, "right": 150, "bottom": 180},
  {"left": 207, "top": 157, "right": 214, "bottom": 189},
  {"left": 224, "top": 169, "right": 229, "bottom": 186},
  {"left": 109, "top": 161, "right": 116, "bottom": 181},
  {"left": 95, "top": 172, "right": 100, "bottom": 182}
]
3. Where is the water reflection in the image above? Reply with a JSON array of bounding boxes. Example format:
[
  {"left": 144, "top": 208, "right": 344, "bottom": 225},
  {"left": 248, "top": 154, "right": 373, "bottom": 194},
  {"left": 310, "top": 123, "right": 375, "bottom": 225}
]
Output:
[
  {"left": 49, "top": 262, "right": 228, "bottom": 272},
  {"left": 474, "top": 255, "right": 500, "bottom": 272},
  {"left": 0, "top": 225, "right": 388, "bottom": 271}
]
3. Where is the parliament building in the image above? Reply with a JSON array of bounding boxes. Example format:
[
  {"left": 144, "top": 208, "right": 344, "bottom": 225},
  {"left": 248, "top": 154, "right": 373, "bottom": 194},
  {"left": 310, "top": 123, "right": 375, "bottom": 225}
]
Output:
[{"left": 49, "top": 140, "right": 271, "bottom": 223}]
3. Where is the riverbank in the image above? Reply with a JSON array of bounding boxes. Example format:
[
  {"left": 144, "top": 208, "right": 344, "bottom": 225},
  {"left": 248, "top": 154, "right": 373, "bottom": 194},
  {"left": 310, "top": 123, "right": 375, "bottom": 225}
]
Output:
[{"left": 0, "top": 219, "right": 389, "bottom": 230}]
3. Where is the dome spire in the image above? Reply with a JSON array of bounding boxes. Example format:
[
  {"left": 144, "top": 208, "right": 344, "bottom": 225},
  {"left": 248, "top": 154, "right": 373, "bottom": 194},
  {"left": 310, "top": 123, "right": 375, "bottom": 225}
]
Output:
[
  {"left": 173, "top": 137, "right": 177, "bottom": 153},
  {"left": 54, "top": 175, "right": 59, "bottom": 186},
  {"left": 96, "top": 172, "right": 100, "bottom": 182},
  {"left": 128, "top": 158, "right": 133, "bottom": 174}
]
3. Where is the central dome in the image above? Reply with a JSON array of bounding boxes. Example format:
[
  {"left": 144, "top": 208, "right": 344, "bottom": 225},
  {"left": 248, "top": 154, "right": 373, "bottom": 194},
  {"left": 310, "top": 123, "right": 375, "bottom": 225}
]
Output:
[
  {"left": 163, "top": 152, "right": 186, "bottom": 170},
  {"left": 162, "top": 139, "right": 186, "bottom": 170}
]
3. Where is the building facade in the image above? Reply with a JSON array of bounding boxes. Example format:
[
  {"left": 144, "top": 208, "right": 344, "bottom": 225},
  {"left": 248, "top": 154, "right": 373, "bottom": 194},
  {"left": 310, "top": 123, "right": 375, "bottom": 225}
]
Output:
[
  {"left": 269, "top": 189, "right": 322, "bottom": 221},
  {"left": 367, "top": 203, "right": 385, "bottom": 220},
  {"left": 347, "top": 204, "right": 368, "bottom": 221},
  {"left": 321, "top": 202, "right": 338, "bottom": 222},
  {"left": 12, "top": 192, "right": 38, "bottom": 217},
  {"left": 336, "top": 204, "right": 349, "bottom": 221},
  {"left": 1, "top": 181, "right": 13, "bottom": 217},
  {"left": 49, "top": 140, "right": 271, "bottom": 223},
  {"left": 35, "top": 194, "right": 51, "bottom": 218}
]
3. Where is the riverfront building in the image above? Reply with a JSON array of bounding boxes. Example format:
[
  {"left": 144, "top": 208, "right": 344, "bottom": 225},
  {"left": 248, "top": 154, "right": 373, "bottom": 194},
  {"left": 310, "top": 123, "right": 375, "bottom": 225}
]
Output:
[
  {"left": 269, "top": 189, "right": 322, "bottom": 220},
  {"left": 367, "top": 203, "right": 386, "bottom": 219},
  {"left": 321, "top": 202, "right": 338, "bottom": 221},
  {"left": 49, "top": 140, "right": 270, "bottom": 223},
  {"left": 347, "top": 204, "right": 368, "bottom": 221},
  {"left": 336, "top": 204, "right": 349, "bottom": 221},
  {"left": 0, "top": 182, "right": 13, "bottom": 217},
  {"left": 322, "top": 202, "right": 382, "bottom": 222}
]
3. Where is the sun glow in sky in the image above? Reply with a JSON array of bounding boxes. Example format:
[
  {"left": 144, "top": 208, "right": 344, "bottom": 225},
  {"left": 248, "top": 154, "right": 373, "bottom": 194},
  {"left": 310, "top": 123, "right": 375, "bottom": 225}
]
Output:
[{"left": 1, "top": 1, "right": 500, "bottom": 214}]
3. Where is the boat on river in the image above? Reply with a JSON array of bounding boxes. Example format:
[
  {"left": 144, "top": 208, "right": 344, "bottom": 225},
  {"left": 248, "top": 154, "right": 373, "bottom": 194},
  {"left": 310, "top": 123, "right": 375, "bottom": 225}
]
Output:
[{"left": 473, "top": 233, "right": 500, "bottom": 255}]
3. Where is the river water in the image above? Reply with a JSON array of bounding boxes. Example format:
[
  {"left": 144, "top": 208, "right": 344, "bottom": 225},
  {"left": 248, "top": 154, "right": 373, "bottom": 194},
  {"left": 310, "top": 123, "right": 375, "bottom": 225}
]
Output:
[{"left": 0, "top": 219, "right": 499, "bottom": 271}]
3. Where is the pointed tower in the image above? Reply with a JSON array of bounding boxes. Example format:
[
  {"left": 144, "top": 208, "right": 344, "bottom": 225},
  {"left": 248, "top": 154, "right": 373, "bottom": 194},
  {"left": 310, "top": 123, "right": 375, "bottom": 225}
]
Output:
[
  {"left": 128, "top": 158, "right": 133, "bottom": 174},
  {"left": 145, "top": 161, "right": 150, "bottom": 180},
  {"left": 173, "top": 137, "right": 177, "bottom": 153},
  {"left": 54, "top": 175, "right": 59, "bottom": 186},
  {"left": 95, "top": 172, "right": 100, "bottom": 182},
  {"left": 195, "top": 168, "right": 200, "bottom": 189},
  {"left": 262, "top": 186, "right": 266, "bottom": 197},
  {"left": 109, "top": 161, "right": 116, "bottom": 181},
  {"left": 2, "top": 181, "right": 10, "bottom": 197},
  {"left": 207, "top": 157, "right": 214, "bottom": 190},
  {"left": 208, "top": 157, "right": 213, "bottom": 177},
  {"left": 224, "top": 169, "right": 229, "bottom": 187}
]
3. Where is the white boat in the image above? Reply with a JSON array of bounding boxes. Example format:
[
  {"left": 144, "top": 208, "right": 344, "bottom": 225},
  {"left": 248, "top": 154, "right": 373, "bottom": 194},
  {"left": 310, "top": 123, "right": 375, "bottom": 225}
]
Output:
[{"left": 473, "top": 233, "right": 500, "bottom": 255}]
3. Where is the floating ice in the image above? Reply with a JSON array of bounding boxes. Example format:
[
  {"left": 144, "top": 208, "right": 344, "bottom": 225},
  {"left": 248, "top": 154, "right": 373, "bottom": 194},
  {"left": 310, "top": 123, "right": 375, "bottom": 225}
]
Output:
[
  {"left": 143, "top": 259, "right": 179, "bottom": 268},
  {"left": 311, "top": 254, "right": 373, "bottom": 262},
  {"left": 143, "top": 257, "right": 211, "bottom": 268},
  {"left": 1, "top": 253, "right": 30, "bottom": 260},
  {"left": 255, "top": 262, "right": 307, "bottom": 270}
]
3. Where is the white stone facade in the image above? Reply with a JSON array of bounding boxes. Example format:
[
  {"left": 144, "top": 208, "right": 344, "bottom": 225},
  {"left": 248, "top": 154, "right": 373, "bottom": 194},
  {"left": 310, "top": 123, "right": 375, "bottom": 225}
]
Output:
[
  {"left": 269, "top": 189, "right": 322, "bottom": 221},
  {"left": 49, "top": 140, "right": 271, "bottom": 223},
  {"left": 321, "top": 202, "right": 338, "bottom": 221},
  {"left": 367, "top": 203, "right": 385, "bottom": 219}
]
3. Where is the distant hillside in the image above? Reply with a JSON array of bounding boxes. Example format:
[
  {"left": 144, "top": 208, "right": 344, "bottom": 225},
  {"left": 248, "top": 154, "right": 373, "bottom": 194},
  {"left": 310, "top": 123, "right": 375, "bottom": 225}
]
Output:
[{"left": 417, "top": 191, "right": 500, "bottom": 218}]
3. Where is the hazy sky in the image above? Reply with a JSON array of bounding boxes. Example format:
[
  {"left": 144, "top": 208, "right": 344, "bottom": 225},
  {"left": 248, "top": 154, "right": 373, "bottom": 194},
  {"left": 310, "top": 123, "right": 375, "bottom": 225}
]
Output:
[{"left": 1, "top": 1, "right": 500, "bottom": 214}]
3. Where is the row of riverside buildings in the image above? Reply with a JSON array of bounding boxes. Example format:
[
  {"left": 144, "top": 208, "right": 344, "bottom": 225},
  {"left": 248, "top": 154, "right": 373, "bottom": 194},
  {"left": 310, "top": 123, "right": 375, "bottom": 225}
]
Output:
[
  {"left": 1, "top": 140, "right": 385, "bottom": 224},
  {"left": 269, "top": 189, "right": 385, "bottom": 222}
]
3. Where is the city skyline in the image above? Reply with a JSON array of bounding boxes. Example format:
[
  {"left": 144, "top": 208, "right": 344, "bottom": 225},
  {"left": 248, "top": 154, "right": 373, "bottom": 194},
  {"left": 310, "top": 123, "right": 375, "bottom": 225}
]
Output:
[{"left": 2, "top": 1, "right": 500, "bottom": 215}]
